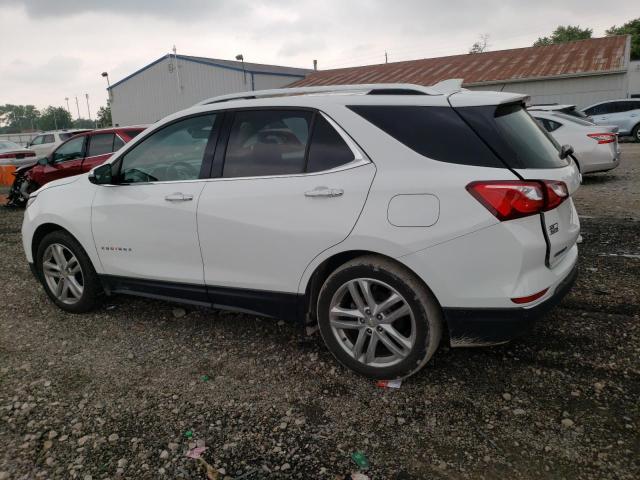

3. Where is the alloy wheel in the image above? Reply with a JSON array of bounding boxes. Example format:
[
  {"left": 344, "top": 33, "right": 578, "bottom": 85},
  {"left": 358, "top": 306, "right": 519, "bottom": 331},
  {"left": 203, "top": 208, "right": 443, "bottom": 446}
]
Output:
[
  {"left": 329, "top": 278, "right": 416, "bottom": 367},
  {"left": 42, "top": 243, "right": 84, "bottom": 305}
]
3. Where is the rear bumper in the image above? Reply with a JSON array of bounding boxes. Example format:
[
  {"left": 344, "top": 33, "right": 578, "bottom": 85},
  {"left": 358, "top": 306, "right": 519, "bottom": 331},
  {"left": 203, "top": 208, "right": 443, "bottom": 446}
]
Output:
[{"left": 443, "top": 261, "right": 578, "bottom": 347}]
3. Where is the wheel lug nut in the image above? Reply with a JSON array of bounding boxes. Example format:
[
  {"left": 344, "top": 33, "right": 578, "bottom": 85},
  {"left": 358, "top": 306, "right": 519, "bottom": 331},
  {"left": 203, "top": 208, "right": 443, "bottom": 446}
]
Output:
[
  {"left": 377, "top": 326, "right": 383, "bottom": 332},
  {"left": 366, "top": 328, "right": 372, "bottom": 334},
  {"left": 359, "top": 318, "right": 365, "bottom": 324},
  {"left": 376, "top": 314, "right": 383, "bottom": 320},
  {"left": 365, "top": 309, "right": 371, "bottom": 315}
]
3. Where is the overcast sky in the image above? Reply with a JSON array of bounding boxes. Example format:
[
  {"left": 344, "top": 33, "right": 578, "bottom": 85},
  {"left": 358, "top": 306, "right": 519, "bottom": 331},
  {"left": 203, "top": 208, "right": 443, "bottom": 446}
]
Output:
[{"left": 0, "top": 0, "right": 637, "bottom": 115}]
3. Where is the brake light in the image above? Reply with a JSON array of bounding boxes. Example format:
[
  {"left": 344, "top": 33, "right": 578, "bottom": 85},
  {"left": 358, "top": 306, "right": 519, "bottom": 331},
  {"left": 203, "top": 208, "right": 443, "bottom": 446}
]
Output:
[
  {"left": 0, "top": 152, "right": 35, "bottom": 159},
  {"left": 587, "top": 133, "right": 616, "bottom": 144},
  {"left": 467, "top": 180, "right": 569, "bottom": 221}
]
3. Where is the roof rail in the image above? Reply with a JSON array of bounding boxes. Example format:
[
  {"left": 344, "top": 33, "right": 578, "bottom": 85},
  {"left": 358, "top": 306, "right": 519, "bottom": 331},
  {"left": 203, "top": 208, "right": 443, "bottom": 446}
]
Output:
[{"left": 196, "top": 81, "right": 462, "bottom": 106}]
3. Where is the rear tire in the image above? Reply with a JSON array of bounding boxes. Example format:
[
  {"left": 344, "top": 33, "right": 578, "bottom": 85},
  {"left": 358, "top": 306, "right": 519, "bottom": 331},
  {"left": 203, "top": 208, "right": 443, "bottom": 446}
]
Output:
[
  {"left": 36, "top": 230, "right": 102, "bottom": 313},
  {"left": 317, "top": 255, "right": 442, "bottom": 379},
  {"left": 632, "top": 124, "right": 640, "bottom": 143}
]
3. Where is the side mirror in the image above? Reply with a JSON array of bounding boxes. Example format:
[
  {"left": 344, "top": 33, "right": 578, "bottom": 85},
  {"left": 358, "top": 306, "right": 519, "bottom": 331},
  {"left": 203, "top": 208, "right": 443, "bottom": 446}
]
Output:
[
  {"left": 37, "top": 156, "right": 49, "bottom": 165},
  {"left": 88, "top": 163, "right": 114, "bottom": 185},
  {"left": 559, "top": 144, "right": 574, "bottom": 160}
]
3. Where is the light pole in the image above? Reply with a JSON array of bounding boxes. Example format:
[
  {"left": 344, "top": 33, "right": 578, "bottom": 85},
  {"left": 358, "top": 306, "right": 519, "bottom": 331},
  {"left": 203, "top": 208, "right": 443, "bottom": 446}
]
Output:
[
  {"left": 101, "top": 72, "right": 113, "bottom": 127},
  {"left": 64, "top": 97, "right": 71, "bottom": 115},
  {"left": 235, "top": 54, "right": 246, "bottom": 87},
  {"left": 74, "top": 96, "right": 81, "bottom": 121},
  {"left": 85, "top": 93, "right": 92, "bottom": 121}
]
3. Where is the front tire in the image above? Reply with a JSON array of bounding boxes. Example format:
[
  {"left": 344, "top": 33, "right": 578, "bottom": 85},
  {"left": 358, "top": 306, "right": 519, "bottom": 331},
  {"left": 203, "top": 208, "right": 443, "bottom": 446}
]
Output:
[
  {"left": 317, "top": 255, "right": 442, "bottom": 379},
  {"left": 36, "top": 230, "right": 102, "bottom": 313},
  {"left": 632, "top": 124, "right": 640, "bottom": 143}
]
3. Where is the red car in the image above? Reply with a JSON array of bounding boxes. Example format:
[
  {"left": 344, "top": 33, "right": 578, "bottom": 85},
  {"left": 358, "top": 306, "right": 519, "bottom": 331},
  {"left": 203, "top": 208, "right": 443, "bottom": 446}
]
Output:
[{"left": 6, "top": 126, "right": 145, "bottom": 207}]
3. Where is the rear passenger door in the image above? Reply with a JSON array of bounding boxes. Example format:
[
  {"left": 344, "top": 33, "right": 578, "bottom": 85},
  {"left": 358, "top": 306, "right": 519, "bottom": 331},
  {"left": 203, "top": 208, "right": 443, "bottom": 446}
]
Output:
[{"left": 197, "top": 109, "right": 375, "bottom": 307}]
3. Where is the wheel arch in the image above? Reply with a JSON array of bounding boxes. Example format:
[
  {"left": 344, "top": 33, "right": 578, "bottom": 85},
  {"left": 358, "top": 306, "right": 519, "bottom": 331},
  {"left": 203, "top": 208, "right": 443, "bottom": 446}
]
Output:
[
  {"left": 302, "top": 249, "right": 443, "bottom": 326},
  {"left": 31, "top": 223, "right": 73, "bottom": 264}
]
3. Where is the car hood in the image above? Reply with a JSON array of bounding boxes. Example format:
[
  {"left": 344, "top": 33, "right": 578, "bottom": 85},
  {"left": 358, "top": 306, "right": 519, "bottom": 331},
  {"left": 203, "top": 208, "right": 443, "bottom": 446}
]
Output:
[{"left": 34, "top": 174, "right": 83, "bottom": 195}]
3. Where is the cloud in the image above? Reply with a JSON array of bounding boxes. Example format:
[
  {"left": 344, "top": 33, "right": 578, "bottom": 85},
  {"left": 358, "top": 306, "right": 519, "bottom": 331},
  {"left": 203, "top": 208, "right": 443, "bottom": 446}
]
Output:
[{"left": 1, "top": 0, "right": 638, "bottom": 110}]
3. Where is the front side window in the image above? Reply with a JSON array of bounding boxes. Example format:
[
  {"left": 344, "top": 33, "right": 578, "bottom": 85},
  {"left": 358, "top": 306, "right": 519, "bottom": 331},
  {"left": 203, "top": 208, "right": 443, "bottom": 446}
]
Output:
[
  {"left": 119, "top": 114, "right": 215, "bottom": 183},
  {"left": 52, "top": 136, "right": 85, "bottom": 163},
  {"left": 30, "top": 135, "right": 44, "bottom": 146},
  {"left": 88, "top": 134, "right": 115, "bottom": 157},
  {"left": 42, "top": 134, "right": 55, "bottom": 144},
  {"left": 223, "top": 110, "right": 312, "bottom": 178}
]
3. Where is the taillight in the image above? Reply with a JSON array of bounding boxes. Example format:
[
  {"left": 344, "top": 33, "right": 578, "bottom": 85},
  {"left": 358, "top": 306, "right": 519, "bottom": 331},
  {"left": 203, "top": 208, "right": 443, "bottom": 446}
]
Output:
[
  {"left": 0, "top": 152, "right": 35, "bottom": 159},
  {"left": 544, "top": 180, "right": 568, "bottom": 210},
  {"left": 587, "top": 133, "right": 616, "bottom": 144},
  {"left": 467, "top": 180, "right": 569, "bottom": 221}
]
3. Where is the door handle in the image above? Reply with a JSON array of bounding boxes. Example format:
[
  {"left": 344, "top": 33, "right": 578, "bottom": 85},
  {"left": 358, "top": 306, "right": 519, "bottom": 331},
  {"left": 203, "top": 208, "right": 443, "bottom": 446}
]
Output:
[
  {"left": 164, "top": 192, "right": 194, "bottom": 202},
  {"left": 304, "top": 186, "right": 344, "bottom": 198}
]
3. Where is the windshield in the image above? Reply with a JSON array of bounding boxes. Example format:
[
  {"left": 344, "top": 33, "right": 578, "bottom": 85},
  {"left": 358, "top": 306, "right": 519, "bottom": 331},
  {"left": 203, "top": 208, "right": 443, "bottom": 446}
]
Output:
[{"left": 456, "top": 103, "right": 567, "bottom": 169}]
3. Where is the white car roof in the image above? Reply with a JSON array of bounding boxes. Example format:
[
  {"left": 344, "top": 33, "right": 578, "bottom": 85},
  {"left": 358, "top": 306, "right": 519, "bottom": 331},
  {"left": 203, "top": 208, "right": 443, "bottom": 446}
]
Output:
[{"left": 162, "top": 81, "right": 528, "bottom": 124}]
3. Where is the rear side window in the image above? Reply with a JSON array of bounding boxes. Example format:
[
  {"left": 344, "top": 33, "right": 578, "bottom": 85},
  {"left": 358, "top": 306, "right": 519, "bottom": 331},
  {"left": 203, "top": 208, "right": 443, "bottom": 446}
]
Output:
[
  {"left": 348, "top": 105, "right": 504, "bottom": 168},
  {"left": 113, "top": 135, "right": 125, "bottom": 151},
  {"left": 456, "top": 103, "right": 566, "bottom": 169},
  {"left": 125, "top": 129, "right": 143, "bottom": 139},
  {"left": 306, "top": 116, "right": 354, "bottom": 172},
  {"left": 87, "top": 133, "right": 115, "bottom": 157},
  {"left": 59, "top": 133, "right": 75, "bottom": 141},
  {"left": 43, "top": 134, "right": 55, "bottom": 144},
  {"left": 223, "top": 110, "right": 312, "bottom": 178},
  {"left": 534, "top": 117, "right": 562, "bottom": 132}
]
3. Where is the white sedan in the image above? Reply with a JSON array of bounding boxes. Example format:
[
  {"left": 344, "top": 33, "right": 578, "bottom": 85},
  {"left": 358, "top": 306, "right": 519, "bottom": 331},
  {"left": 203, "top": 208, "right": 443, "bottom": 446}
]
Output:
[
  {"left": 0, "top": 141, "right": 37, "bottom": 167},
  {"left": 530, "top": 110, "right": 620, "bottom": 174}
]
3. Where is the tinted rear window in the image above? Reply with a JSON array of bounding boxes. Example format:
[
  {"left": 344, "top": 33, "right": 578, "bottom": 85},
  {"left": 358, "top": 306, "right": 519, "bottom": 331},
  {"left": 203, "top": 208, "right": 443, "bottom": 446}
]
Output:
[
  {"left": 456, "top": 103, "right": 567, "bottom": 169},
  {"left": 348, "top": 105, "right": 504, "bottom": 168}
]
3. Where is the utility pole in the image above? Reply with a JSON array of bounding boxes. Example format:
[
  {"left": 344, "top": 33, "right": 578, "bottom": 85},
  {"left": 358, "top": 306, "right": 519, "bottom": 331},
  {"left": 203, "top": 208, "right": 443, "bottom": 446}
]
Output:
[
  {"left": 385, "top": 51, "right": 388, "bottom": 63},
  {"left": 75, "top": 96, "right": 81, "bottom": 120},
  {"left": 65, "top": 97, "right": 71, "bottom": 115}
]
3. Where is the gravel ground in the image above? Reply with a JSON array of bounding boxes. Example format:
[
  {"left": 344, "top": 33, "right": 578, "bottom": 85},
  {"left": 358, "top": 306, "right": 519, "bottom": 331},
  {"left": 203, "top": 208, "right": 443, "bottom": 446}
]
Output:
[{"left": 0, "top": 145, "right": 639, "bottom": 480}]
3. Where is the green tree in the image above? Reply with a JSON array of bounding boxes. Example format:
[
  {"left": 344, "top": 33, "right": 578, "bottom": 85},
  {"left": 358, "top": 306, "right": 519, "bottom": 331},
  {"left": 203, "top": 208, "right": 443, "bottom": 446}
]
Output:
[
  {"left": 73, "top": 118, "right": 96, "bottom": 129},
  {"left": 534, "top": 25, "right": 593, "bottom": 47},
  {"left": 96, "top": 105, "right": 112, "bottom": 127},
  {"left": 607, "top": 18, "right": 640, "bottom": 60},
  {"left": 0, "top": 104, "right": 40, "bottom": 132},
  {"left": 39, "top": 106, "right": 73, "bottom": 131}
]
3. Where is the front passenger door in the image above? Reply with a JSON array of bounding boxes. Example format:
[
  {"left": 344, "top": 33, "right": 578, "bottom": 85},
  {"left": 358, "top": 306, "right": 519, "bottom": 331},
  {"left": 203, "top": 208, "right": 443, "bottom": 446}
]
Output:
[
  {"left": 92, "top": 114, "right": 219, "bottom": 290},
  {"left": 43, "top": 136, "right": 86, "bottom": 183}
]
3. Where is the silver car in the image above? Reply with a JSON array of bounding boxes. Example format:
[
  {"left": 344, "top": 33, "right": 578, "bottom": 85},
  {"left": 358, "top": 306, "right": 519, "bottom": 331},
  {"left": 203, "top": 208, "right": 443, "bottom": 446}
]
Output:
[
  {"left": 583, "top": 99, "right": 640, "bottom": 142},
  {"left": 530, "top": 111, "right": 620, "bottom": 174},
  {"left": 0, "top": 141, "right": 37, "bottom": 167}
]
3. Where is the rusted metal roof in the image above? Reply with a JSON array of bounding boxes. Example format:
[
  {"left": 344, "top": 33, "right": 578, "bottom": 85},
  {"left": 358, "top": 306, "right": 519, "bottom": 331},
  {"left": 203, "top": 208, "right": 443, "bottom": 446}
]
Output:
[{"left": 290, "top": 36, "right": 630, "bottom": 88}]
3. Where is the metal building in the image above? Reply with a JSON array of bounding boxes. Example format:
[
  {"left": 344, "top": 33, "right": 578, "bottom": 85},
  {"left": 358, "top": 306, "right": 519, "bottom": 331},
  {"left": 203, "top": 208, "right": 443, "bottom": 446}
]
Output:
[
  {"left": 289, "top": 36, "right": 633, "bottom": 109},
  {"left": 109, "top": 54, "right": 311, "bottom": 125}
]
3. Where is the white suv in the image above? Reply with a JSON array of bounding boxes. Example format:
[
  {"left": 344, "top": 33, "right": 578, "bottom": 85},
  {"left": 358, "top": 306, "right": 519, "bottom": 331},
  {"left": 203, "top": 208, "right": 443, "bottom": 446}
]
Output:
[
  {"left": 27, "top": 130, "right": 92, "bottom": 160},
  {"left": 22, "top": 83, "right": 581, "bottom": 379}
]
